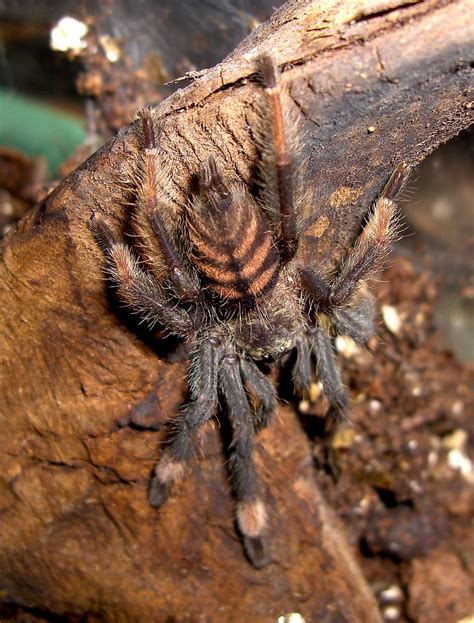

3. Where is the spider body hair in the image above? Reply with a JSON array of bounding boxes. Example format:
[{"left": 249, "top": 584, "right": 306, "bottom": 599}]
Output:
[
  {"left": 90, "top": 55, "right": 409, "bottom": 568},
  {"left": 189, "top": 161, "right": 280, "bottom": 304}
]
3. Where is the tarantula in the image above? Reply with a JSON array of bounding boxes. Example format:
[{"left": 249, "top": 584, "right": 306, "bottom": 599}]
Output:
[{"left": 91, "top": 56, "right": 407, "bottom": 568}]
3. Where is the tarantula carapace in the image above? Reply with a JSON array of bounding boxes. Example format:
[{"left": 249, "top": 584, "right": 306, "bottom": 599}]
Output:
[{"left": 91, "top": 56, "right": 407, "bottom": 568}]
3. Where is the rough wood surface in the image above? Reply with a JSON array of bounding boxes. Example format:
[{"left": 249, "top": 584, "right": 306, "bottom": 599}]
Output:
[{"left": 0, "top": 0, "right": 472, "bottom": 620}]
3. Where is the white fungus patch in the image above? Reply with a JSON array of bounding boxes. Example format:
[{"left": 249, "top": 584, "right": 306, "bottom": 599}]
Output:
[
  {"left": 382, "top": 304, "right": 402, "bottom": 335},
  {"left": 277, "top": 614, "right": 306, "bottom": 623},
  {"left": 50, "top": 16, "right": 88, "bottom": 55}
]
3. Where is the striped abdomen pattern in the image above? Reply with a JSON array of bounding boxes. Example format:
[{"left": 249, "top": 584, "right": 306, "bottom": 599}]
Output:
[{"left": 189, "top": 192, "right": 280, "bottom": 303}]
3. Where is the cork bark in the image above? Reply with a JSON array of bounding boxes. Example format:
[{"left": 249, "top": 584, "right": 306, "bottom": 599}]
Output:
[{"left": 1, "top": 0, "right": 472, "bottom": 620}]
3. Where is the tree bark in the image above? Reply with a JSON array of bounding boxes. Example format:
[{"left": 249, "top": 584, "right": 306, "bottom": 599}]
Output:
[{"left": 0, "top": 0, "right": 472, "bottom": 621}]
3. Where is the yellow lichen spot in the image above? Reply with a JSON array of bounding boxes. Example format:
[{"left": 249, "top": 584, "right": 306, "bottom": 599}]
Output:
[
  {"left": 99, "top": 35, "right": 122, "bottom": 62},
  {"left": 335, "top": 335, "right": 360, "bottom": 358},
  {"left": 442, "top": 429, "right": 468, "bottom": 451},
  {"left": 329, "top": 186, "right": 361, "bottom": 209},
  {"left": 331, "top": 426, "right": 359, "bottom": 450},
  {"left": 309, "top": 382, "right": 322, "bottom": 402},
  {"left": 312, "top": 214, "right": 330, "bottom": 238}
]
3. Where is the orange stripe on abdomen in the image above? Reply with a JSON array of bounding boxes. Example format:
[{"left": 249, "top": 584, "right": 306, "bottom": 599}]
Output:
[{"left": 190, "top": 198, "right": 280, "bottom": 303}]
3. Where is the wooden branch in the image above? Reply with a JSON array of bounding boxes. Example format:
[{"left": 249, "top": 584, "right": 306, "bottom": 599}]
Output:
[{"left": 0, "top": 0, "right": 472, "bottom": 620}]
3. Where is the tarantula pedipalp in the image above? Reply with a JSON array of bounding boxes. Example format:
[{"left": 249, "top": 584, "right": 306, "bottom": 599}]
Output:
[{"left": 91, "top": 56, "right": 408, "bottom": 568}]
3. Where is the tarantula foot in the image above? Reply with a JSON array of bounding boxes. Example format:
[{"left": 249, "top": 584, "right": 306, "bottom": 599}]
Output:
[
  {"left": 381, "top": 161, "right": 409, "bottom": 200},
  {"left": 323, "top": 438, "right": 342, "bottom": 482},
  {"left": 322, "top": 399, "right": 350, "bottom": 481},
  {"left": 148, "top": 477, "right": 171, "bottom": 508},
  {"left": 243, "top": 535, "right": 271, "bottom": 569},
  {"left": 324, "top": 398, "right": 349, "bottom": 435},
  {"left": 236, "top": 498, "right": 270, "bottom": 567},
  {"left": 88, "top": 212, "right": 117, "bottom": 251},
  {"left": 149, "top": 457, "right": 185, "bottom": 507}
]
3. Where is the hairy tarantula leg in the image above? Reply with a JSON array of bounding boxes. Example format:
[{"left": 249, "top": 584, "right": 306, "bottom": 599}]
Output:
[
  {"left": 219, "top": 356, "right": 270, "bottom": 569},
  {"left": 90, "top": 214, "right": 193, "bottom": 335},
  {"left": 329, "top": 164, "right": 409, "bottom": 308},
  {"left": 312, "top": 326, "right": 349, "bottom": 479},
  {"left": 299, "top": 268, "right": 332, "bottom": 311},
  {"left": 149, "top": 339, "right": 220, "bottom": 507},
  {"left": 261, "top": 56, "right": 298, "bottom": 263},
  {"left": 240, "top": 359, "right": 278, "bottom": 430},
  {"left": 137, "top": 109, "right": 201, "bottom": 302},
  {"left": 312, "top": 326, "right": 348, "bottom": 432},
  {"left": 331, "top": 295, "right": 376, "bottom": 345},
  {"left": 292, "top": 334, "right": 312, "bottom": 392}
]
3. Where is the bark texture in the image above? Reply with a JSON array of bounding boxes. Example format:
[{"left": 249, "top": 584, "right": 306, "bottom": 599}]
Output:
[{"left": 1, "top": 0, "right": 473, "bottom": 620}]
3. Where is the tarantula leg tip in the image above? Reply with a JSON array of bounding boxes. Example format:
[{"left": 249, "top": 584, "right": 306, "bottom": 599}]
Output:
[
  {"left": 324, "top": 394, "right": 349, "bottom": 433},
  {"left": 382, "top": 161, "right": 410, "bottom": 200},
  {"left": 243, "top": 535, "right": 271, "bottom": 569},
  {"left": 88, "top": 213, "right": 117, "bottom": 251},
  {"left": 324, "top": 444, "right": 342, "bottom": 482},
  {"left": 148, "top": 478, "right": 170, "bottom": 509},
  {"left": 88, "top": 211, "right": 98, "bottom": 233}
]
